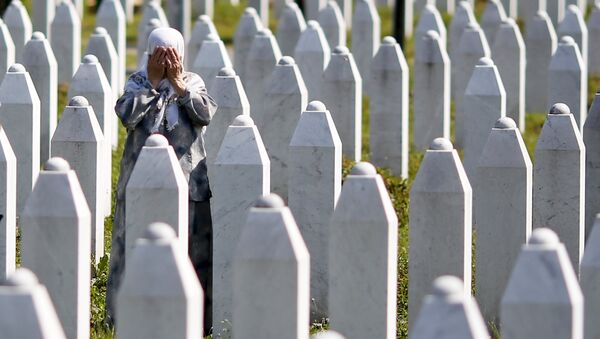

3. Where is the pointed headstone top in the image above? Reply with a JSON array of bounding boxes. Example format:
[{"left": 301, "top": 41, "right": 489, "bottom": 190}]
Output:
[
  {"left": 425, "top": 30, "right": 440, "bottom": 39},
  {"left": 44, "top": 157, "right": 70, "bottom": 171},
  {"left": 218, "top": 67, "right": 236, "bottom": 76},
  {"left": 145, "top": 134, "right": 169, "bottom": 147},
  {"left": 82, "top": 55, "right": 99, "bottom": 64},
  {"left": 31, "top": 31, "right": 45, "bottom": 40},
  {"left": 432, "top": 275, "right": 464, "bottom": 298},
  {"left": 478, "top": 57, "right": 494, "bottom": 66},
  {"left": 307, "top": 20, "right": 320, "bottom": 29},
  {"left": 199, "top": 14, "right": 211, "bottom": 22},
  {"left": 560, "top": 36, "right": 576, "bottom": 46},
  {"left": 8, "top": 64, "right": 26, "bottom": 73},
  {"left": 350, "top": 162, "right": 377, "bottom": 175},
  {"left": 257, "top": 28, "right": 272, "bottom": 37},
  {"left": 232, "top": 115, "right": 254, "bottom": 126},
  {"left": 4, "top": 268, "right": 38, "bottom": 287},
  {"left": 205, "top": 33, "right": 219, "bottom": 42},
  {"left": 529, "top": 228, "right": 560, "bottom": 245},
  {"left": 550, "top": 103, "right": 571, "bottom": 115},
  {"left": 144, "top": 222, "right": 177, "bottom": 241},
  {"left": 495, "top": 117, "right": 517, "bottom": 129},
  {"left": 382, "top": 36, "right": 397, "bottom": 45},
  {"left": 430, "top": 137, "right": 453, "bottom": 150},
  {"left": 333, "top": 46, "right": 349, "bottom": 54},
  {"left": 278, "top": 56, "right": 295, "bottom": 65},
  {"left": 306, "top": 100, "right": 326, "bottom": 111},
  {"left": 93, "top": 27, "right": 108, "bottom": 35},
  {"left": 245, "top": 7, "right": 258, "bottom": 15},
  {"left": 68, "top": 96, "right": 89, "bottom": 107},
  {"left": 255, "top": 194, "right": 285, "bottom": 208}
]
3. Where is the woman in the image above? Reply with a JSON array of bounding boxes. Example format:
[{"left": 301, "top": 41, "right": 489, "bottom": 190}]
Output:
[{"left": 106, "top": 27, "right": 218, "bottom": 329}]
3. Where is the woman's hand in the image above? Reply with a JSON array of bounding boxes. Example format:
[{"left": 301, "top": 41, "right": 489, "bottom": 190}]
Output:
[
  {"left": 147, "top": 47, "right": 166, "bottom": 89},
  {"left": 165, "top": 47, "right": 187, "bottom": 97}
]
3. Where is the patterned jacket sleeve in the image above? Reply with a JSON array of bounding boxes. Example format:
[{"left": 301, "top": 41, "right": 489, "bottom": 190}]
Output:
[
  {"left": 177, "top": 72, "right": 218, "bottom": 127},
  {"left": 115, "top": 73, "right": 160, "bottom": 130}
]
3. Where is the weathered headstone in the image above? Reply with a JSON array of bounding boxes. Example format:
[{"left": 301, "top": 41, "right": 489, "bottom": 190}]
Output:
[
  {"left": 258, "top": 56, "right": 307, "bottom": 199},
  {"left": 410, "top": 276, "right": 490, "bottom": 339},
  {"left": 192, "top": 34, "right": 232, "bottom": 91},
  {"left": 0, "top": 64, "right": 40, "bottom": 213},
  {"left": 51, "top": 97, "right": 104, "bottom": 263},
  {"left": 210, "top": 115, "right": 270, "bottom": 337},
  {"left": 546, "top": 0, "right": 565, "bottom": 28},
  {"left": 96, "top": 0, "right": 126, "bottom": 92},
  {"left": 22, "top": 32, "right": 57, "bottom": 165},
  {"left": 581, "top": 215, "right": 600, "bottom": 339},
  {"left": 526, "top": 10, "right": 557, "bottom": 113},
  {"left": 116, "top": 223, "right": 203, "bottom": 339},
  {"left": 584, "top": 91, "right": 600, "bottom": 239},
  {"left": 276, "top": 2, "right": 306, "bottom": 57},
  {"left": 501, "top": 228, "right": 583, "bottom": 339},
  {"left": 205, "top": 68, "right": 250, "bottom": 164},
  {"left": 187, "top": 15, "right": 218, "bottom": 69},
  {"left": 0, "top": 268, "right": 67, "bottom": 339},
  {"left": 463, "top": 57, "right": 506, "bottom": 179},
  {"left": 50, "top": 0, "right": 81, "bottom": 84},
  {"left": 0, "top": 126, "right": 15, "bottom": 281},
  {"left": 409, "top": 138, "right": 472, "bottom": 327},
  {"left": 415, "top": 4, "right": 447, "bottom": 47},
  {"left": 321, "top": 46, "right": 362, "bottom": 162},
  {"left": 85, "top": 27, "right": 119, "bottom": 107},
  {"left": 288, "top": 101, "right": 341, "bottom": 321},
  {"left": 318, "top": 1, "right": 346, "bottom": 50},
  {"left": 492, "top": 19, "right": 525, "bottom": 131},
  {"left": 455, "top": 22, "right": 491, "bottom": 147},
  {"left": 233, "top": 8, "right": 263, "bottom": 83},
  {"left": 533, "top": 103, "right": 585, "bottom": 274},
  {"left": 32, "top": 0, "right": 54, "bottom": 38},
  {"left": 558, "top": 5, "right": 588, "bottom": 67},
  {"left": 414, "top": 31, "right": 450, "bottom": 151},
  {"left": 351, "top": 0, "right": 380, "bottom": 89},
  {"left": 481, "top": 0, "right": 508, "bottom": 46},
  {"left": 294, "top": 20, "right": 330, "bottom": 101},
  {"left": 137, "top": 0, "right": 169, "bottom": 61},
  {"left": 20, "top": 157, "right": 91, "bottom": 339},
  {"left": 329, "top": 162, "right": 398, "bottom": 339},
  {"left": 474, "top": 117, "right": 532, "bottom": 324},
  {"left": 548, "top": 36, "right": 586, "bottom": 130},
  {"left": 68, "top": 55, "right": 113, "bottom": 216},
  {"left": 125, "top": 134, "right": 189, "bottom": 258},
  {"left": 369, "top": 37, "right": 408, "bottom": 176},
  {"left": 2, "top": 0, "right": 32, "bottom": 63},
  {"left": 0, "top": 19, "right": 15, "bottom": 84},
  {"left": 232, "top": 194, "right": 310, "bottom": 339},
  {"left": 244, "top": 29, "right": 281, "bottom": 117},
  {"left": 588, "top": 2, "right": 600, "bottom": 74},
  {"left": 450, "top": 2, "right": 476, "bottom": 98}
]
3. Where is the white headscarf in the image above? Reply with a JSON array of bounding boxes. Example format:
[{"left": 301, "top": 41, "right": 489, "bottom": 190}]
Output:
[{"left": 146, "top": 27, "right": 185, "bottom": 63}]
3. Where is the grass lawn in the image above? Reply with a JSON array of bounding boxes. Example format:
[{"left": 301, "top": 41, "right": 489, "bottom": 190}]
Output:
[{"left": 13, "top": 0, "right": 600, "bottom": 337}]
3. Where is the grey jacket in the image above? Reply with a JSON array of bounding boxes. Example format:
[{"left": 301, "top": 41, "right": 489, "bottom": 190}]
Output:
[{"left": 115, "top": 71, "right": 218, "bottom": 202}]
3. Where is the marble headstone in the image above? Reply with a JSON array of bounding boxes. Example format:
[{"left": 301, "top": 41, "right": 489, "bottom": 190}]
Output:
[
  {"left": 351, "top": 0, "right": 380, "bottom": 90},
  {"left": 581, "top": 215, "right": 600, "bottom": 339},
  {"left": 588, "top": 2, "right": 600, "bottom": 74},
  {"left": 294, "top": 20, "right": 330, "bottom": 101},
  {"left": 481, "top": 0, "right": 508, "bottom": 46},
  {"left": 192, "top": 34, "right": 232, "bottom": 91},
  {"left": 50, "top": 0, "right": 80, "bottom": 84},
  {"left": 317, "top": 1, "right": 346, "bottom": 51},
  {"left": 525, "top": 10, "right": 557, "bottom": 113},
  {"left": 0, "top": 126, "right": 15, "bottom": 281},
  {"left": 233, "top": 8, "right": 263, "bottom": 83},
  {"left": 2, "top": 0, "right": 32, "bottom": 63},
  {"left": 276, "top": 2, "right": 307, "bottom": 57},
  {"left": 558, "top": 5, "right": 588, "bottom": 67},
  {"left": 584, "top": 91, "right": 600, "bottom": 239},
  {"left": 96, "top": 0, "right": 126, "bottom": 91},
  {"left": 0, "top": 19, "right": 15, "bottom": 84},
  {"left": 187, "top": 15, "right": 218, "bottom": 69}
]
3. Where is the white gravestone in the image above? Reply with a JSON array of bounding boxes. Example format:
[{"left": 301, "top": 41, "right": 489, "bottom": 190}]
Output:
[
  {"left": 416, "top": 4, "right": 447, "bottom": 47},
  {"left": 321, "top": 46, "right": 362, "bottom": 162},
  {"left": 449, "top": 1, "right": 475, "bottom": 97},
  {"left": 369, "top": 37, "right": 408, "bottom": 177},
  {"left": 501, "top": 0, "right": 517, "bottom": 18},
  {"left": 474, "top": 117, "right": 532, "bottom": 324},
  {"left": 481, "top": 0, "right": 508, "bottom": 46},
  {"left": 329, "top": 162, "right": 398, "bottom": 339},
  {"left": 210, "top": 115, "right": 270, "bottom": 337},
  {"left": 137, "top": 1, "right": 169, "bottom": 61},
  {"left": 0, "top": 19, "right": 15, "bottom": 84},
  {"left": 588, "top": 3, "right": 600, "bottom": 74},
  {"left": 581, "top": 215, "right": 600, "bottom": 339},
  {"left": 410, "top": 276, "right": 490, "bottom": 339},
  {"left": 463, "top": 57, "right": 506, "bottom": 180},
  {"left": 50, "top": 0, "right": 80, "bottom": 84},
  {"left": 0, "top": 268, "right": 67, "bottom": 339},
  {"left": 85, "top": 27, "right": 120, "bottom": 105},
  {"left": 409, "top": 138, "right": 472, "bottom": 327},
  {"left": 97, "top": 0, "right": 126, "bottom": 92},
  {"left": 276, "top": 2, "right": 307, "bottom": 57},
  {"left": 3, "top": 0, "right": 32, "bottom": 63},
  {"left": 519, "top": 0, "right": 546, "bottom": 26},
  {"left": 187, "top": 15, "right": 218, "bottom": 70},
  {"left": 244, "top": 29, "right": 282, "bottom": 119},
  {"left": 233, "top": 8, "right": 263, "bottom": 83},
  {"left": 492, "top": 19, "right": 525, "bottom": 132},
  {"left": 250, "top": 0, "right": 269, "bottom": 26},
  {"left": 205, "top": 68, "right": 250, "bottom": 165},
  {"left": 192, "top": 34, "right": 232, "bottom": 91},
  {"left": 232, "top": 194, "right": 310, "bottom": 339},
  {"left": 294, "top": 20, "right": 330, "bottom": 101},
  {"left": 121, "top": 0, "right": 134, "bottom": 22},
  {"left": 22, "top": 32, "right": 57, "bottom": 165},
  {"left": 20, "top": 157, "right": 91, "bottom": 339},
  {"left": 51, "top": 97, "right": 104, "bottom": 263},
  {"left": 165, "top": 0, "right": 190, "bottom": 41},
  {"left": 288, "top": 101, "right": 341, "bottom": 321},
  {"left": 33, "top": 0, "right": 54, "bottom": 38},
  {"left": 501, "top": 228, "right": 583, "bottom": 339},
  {"left": 533, "top": 103, "right": 585, "bottom": 274},
  {"left": 455, "top": 23, "right": 491, "bottom": 147},
  {"left": 125, "top": 134, "right": 189, "bottom": 259},
  {"left": 351, "top": 0, "right": 380, "bottom": 90},
  {"left": 195, "top": 0, "right": 214, "bottom": 19},
  {"left": 68, "top": 55, "right": 112, "bottom": 216},
  {"left": 0, "top": 64, "right": 40, "bottom": 214},
  {"left": 548, "top": 36, "right": 586, "bottom": 131},
  {"left": 558, "top": 5, "right": 588, "bottom": 67},
  {"left": 526, "top": 10, "right": 557, "bottom": 113},
  {"left": 584, "top": 91, "right": 600, "bottom": 239},
  {"left": 258, "top": 56, "right": 307, "bottom": 200},
  {"left": 546, "top": 0, "right": 565, "bottom": 28},
  {"left": 0, "top": 126, "right": 15, "bottom": 281},
  {"left": 116, "top": 223, "right": 203, "bottom": 339},
  {"left": 312, "top": 331, "right": 346, "bottom": 339},
  {"left": 318, "top": 1, "right": 346, "bottom": 51},
  {"left": 306, "top": 0, "right": 327, "bottom": 22},
  {"left": 414, "top": 31, "right": 450, "bottom": 151}
]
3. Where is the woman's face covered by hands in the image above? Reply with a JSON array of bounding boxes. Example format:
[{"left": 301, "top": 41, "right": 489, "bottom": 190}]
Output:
[{"left": 147, "top": 47, "right": 186, "bottom": 96}]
